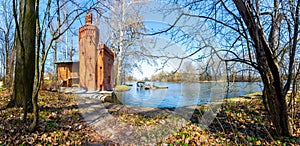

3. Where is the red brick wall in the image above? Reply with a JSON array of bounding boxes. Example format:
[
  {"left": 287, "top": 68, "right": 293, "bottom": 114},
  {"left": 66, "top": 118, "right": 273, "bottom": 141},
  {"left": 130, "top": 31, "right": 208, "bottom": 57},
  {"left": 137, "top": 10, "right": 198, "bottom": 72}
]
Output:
[
  {"left": 97, "top": 44, "right": 115, "bottom": 91},
  {"left": 78, "top": 14, "right": 115, "bottom": 91},
  {"left": 79, "top": 24, "right": 99, "bottom": 91}
]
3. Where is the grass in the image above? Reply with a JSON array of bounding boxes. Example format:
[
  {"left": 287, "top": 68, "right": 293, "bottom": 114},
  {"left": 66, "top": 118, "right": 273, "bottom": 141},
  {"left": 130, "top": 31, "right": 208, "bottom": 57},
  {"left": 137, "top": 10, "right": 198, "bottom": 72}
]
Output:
[{"left": 114, "top": 85, "right": 131, "bottom": 92}]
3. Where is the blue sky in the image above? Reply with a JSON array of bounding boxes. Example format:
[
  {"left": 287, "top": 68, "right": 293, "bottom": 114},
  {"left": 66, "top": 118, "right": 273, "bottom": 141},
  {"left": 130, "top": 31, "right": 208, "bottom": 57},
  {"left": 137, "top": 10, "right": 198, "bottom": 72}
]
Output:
[{"left": 45, "top": 0, "right": 219, "bottom": 79}]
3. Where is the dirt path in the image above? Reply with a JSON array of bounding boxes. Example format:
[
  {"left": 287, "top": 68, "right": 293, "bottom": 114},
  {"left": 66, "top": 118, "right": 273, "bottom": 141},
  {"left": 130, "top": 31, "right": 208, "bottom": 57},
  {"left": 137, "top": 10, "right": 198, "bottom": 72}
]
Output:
[{"left": 75, "top": 94, "right": 193, "bottom": 145}]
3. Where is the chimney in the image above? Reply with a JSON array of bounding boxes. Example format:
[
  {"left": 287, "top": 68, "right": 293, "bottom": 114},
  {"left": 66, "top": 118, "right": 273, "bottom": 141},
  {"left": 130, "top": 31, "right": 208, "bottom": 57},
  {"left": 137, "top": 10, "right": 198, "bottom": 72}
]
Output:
[{"left": 86, "top": 13, "right": 93, "bottom": 24}]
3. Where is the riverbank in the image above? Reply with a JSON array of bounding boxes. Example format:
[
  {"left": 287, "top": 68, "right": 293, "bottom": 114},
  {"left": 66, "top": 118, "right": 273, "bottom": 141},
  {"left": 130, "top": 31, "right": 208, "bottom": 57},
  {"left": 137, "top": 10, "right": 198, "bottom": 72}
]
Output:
[
  {"left": 78, "top": 91, "right": 299, "bottom": 145},
  {"left": 0, "top": 89, "right": 299, "bottom": 145}
]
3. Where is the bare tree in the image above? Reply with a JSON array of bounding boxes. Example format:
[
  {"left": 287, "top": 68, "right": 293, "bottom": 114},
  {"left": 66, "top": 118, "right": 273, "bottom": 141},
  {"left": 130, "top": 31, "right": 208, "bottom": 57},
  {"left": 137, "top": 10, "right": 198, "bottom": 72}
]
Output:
[
  {"left": 100, "top": 0, "right": 146, "bottom": 85},
  {"left": 0, "top": 0, "right": 15, "bottom": 89},
  {"left": 8, "top": 0, "right": 103, "bottom": 132},
  {"left": 232, "top": 0, "right": 299, "bottom": 136},
  {"left": 29, "top": 0, "right": 103, "bottom": 131},
  {"left": 151, "top": 0, "right": 299, "bottom": 137}
]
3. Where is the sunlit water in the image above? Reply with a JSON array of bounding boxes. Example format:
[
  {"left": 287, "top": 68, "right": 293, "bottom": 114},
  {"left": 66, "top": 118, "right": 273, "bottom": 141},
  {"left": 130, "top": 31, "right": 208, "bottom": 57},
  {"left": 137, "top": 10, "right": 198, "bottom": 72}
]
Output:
[{"left": 116, "top": 82, "right": 263, "bottom": 108}]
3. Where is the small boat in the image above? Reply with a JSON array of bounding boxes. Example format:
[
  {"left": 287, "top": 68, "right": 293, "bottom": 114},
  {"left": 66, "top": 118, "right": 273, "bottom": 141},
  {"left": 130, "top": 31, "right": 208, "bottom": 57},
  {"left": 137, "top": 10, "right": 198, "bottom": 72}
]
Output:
[
  {"left": 153, "top": 85, "right": 168, "bottom": 89},
  {"left": 137, "top": 81, "right": 146, "bottom": 88},
  {"left": 136, "top": 81, "right": 168, "bottom": 90},
  {"left": 144, "top": 85, "right": 151, "bottom": 90},
  {"left": 124, "top": 83, "right": 133, "bottom": 86}
]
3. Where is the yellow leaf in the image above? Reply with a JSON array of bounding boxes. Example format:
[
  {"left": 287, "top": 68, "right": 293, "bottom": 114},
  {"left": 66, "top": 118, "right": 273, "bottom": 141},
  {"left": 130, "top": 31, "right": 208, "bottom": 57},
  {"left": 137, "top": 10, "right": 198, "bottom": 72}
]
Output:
[{"left": 255, "top": 140, "right": 261, "bottom": 145}]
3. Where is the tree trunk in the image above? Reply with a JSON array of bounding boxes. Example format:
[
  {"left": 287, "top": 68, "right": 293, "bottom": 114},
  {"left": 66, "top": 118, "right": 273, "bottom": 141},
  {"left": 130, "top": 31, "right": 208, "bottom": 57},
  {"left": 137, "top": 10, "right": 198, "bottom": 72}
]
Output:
[
  {"left": 116, "top": 56, "right": 123, "bottom": 85},
  {"left": 4, "top": 51, "right": 12, "bottom": 89},
  {"left": 29, "top": 91, "right": 39, "bottom": 132},
  {"left": 12, "top": 0, "right": 36, "bottom": 122},
  {"left": 29, "top": 0, "right": 39, "bottom": 132},
  {"left": 233, "top": 0, "right": 293, "bottom": 137},
  {"left": 54, "top": 42, "right": 58, "bottom": 79},
  {"left": 262, "top": 73, "right": 292, "bottom": 136}
]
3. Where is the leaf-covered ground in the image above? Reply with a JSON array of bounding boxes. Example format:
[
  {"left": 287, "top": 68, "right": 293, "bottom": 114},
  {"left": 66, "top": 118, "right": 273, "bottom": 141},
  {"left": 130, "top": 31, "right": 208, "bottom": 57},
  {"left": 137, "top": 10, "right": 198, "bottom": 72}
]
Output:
[
  {"left": 0, "top": 89, "right": 109, "bottom": 145},
  {"left": 0, "top": 88, "right": 299, "bottom": 145},
  {"left": 108, "top": 92, "right": 300, "bottom": 145},
  {"left": 165, "top": 95, "right": 300, "bottom": 145}
]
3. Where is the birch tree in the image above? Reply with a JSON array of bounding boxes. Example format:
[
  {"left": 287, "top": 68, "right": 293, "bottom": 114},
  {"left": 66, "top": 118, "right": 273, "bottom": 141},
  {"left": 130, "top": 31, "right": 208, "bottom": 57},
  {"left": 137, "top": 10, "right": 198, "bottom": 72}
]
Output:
[{"left": 101, "top": 0, "right": 146, "bottom": 85}]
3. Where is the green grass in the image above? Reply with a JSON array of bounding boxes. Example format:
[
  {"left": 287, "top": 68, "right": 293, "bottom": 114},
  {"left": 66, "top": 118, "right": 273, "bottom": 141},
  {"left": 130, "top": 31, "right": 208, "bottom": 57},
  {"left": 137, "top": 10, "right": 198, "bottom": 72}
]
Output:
[
  {"left": 114, "top": 85, "right": 131, "bottom": 92},
  {"left": 44, "top": 79, "right": 52, "bottom": 84}
]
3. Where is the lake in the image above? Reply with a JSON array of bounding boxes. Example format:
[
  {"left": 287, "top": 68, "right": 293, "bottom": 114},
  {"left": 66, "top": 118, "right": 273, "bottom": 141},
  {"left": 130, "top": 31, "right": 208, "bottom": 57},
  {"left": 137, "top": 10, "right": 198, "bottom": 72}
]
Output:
[{"left": 116, "top": 82, "right": 263, "bottom": 108}]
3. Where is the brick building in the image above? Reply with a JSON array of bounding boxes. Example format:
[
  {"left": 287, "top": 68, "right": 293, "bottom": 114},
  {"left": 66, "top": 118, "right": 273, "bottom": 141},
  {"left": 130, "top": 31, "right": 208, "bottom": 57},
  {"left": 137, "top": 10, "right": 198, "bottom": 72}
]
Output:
[{"left": 56, "top": 14, "right": 115, "bottom": 91}]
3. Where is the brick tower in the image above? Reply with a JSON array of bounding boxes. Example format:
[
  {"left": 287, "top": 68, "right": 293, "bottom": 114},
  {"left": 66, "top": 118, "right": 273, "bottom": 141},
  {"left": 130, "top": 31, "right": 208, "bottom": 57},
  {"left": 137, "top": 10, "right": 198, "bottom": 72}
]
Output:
[
  {"left": 79, "top": 14, "right": 99, "bottom": 91},
  {"left": 97, "top": 44, "right": 115, "bottom": 91}
]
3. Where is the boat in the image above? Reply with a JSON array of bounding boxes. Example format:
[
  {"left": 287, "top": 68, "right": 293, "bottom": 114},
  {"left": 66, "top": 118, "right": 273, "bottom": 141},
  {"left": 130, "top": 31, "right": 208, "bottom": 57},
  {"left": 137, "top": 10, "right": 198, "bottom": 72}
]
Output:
[
  {"left": 136, "top": 81, "right": 168, "bottom": 90},
  {"left": 136, "top": 81, "right": 152, "bottom": 89},
  {"left": 153, "top": 85, "right": 168, "bottom": 89},
  {"left": 144, "top": 85, "right": 151, "bottom": 90}
]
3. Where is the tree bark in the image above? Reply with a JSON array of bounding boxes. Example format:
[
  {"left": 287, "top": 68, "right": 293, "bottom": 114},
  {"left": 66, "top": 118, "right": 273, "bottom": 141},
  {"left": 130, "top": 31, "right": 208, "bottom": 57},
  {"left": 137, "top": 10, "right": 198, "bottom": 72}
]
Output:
[
  {"left": 29, "top": 0, "right": 39, "bottom": 132},
  {"left": 261, "top": 71, "right": 292, "bottom": 136},
  {"left": 233, "top": 0, "right": 292, "bottom": 137},
  {"left": 116, "top": 55, "right": 123, "bottom": 85},
  {"left": 12, "top": 0, "right": 36, "bottom": 121}
]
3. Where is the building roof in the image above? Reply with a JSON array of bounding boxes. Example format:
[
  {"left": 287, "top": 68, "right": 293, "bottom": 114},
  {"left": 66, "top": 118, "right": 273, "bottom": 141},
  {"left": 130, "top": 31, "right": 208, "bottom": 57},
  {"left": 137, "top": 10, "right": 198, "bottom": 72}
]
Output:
[{"left": 55, "top": 60, "right": 79, "bottom": 64}]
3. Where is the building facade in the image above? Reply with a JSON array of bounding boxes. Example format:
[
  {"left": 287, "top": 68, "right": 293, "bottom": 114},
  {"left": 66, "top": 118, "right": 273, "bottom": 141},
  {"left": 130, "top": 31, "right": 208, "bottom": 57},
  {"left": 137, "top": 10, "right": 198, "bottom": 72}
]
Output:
[
  {"left": 56, "top": 14, "right": 115, "bottom": 91},
  {"left": 56, "top": 61, "right": 79, "bottom": 87}
]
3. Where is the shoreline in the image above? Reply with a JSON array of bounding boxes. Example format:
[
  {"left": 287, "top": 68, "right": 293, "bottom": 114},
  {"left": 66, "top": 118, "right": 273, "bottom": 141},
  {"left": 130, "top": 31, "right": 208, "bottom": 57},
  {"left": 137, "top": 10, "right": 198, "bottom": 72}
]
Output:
[
  {"left": 127, "top": 81, "right": 262, "bottom": 83},
  {"left": 99, "top": 92, "right": 264, "bottom": 115},
  {"left": 113, "top": 92, "right": 263, "bottom": 111}
]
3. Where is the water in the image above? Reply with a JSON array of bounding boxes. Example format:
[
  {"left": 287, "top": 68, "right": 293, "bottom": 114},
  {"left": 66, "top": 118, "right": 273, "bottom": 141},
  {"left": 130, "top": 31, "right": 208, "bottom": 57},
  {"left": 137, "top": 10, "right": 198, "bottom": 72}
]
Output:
[{"left": 117, "top": 82, "right": 263, "bottom": 108}]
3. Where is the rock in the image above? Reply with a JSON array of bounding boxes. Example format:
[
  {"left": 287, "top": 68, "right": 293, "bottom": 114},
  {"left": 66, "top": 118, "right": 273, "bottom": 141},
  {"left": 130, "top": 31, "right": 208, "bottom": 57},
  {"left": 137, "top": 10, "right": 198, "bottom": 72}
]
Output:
[{"left": 101, "top": 94, "right": 121, "bottom": 104}]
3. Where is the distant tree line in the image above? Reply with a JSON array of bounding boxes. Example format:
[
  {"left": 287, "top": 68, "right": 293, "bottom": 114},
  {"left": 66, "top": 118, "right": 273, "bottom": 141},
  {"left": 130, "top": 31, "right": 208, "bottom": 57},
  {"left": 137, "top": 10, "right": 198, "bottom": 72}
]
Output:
[{"left": 150, "top": 71, "right": 261, "bottom": 83}]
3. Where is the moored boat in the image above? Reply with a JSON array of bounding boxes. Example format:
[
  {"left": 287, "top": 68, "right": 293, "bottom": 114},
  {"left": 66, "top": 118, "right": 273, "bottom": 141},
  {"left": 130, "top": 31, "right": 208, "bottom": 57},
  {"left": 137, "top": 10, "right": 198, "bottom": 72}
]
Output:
[
  {"left": 153, "top": 85, "right": 168, "bottom": 89},
  {"left": 136, "top": 81, "right": 168, "bottom": 89}
]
